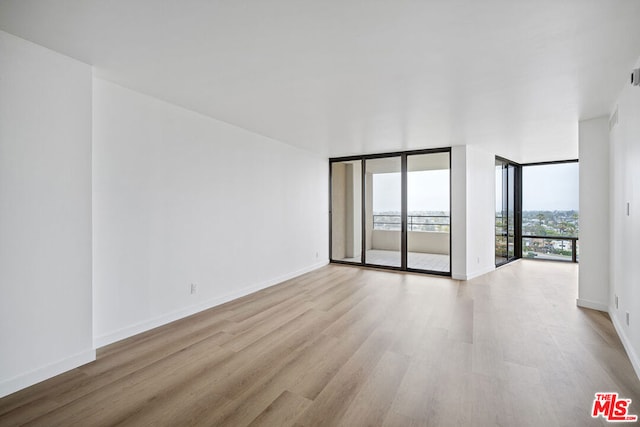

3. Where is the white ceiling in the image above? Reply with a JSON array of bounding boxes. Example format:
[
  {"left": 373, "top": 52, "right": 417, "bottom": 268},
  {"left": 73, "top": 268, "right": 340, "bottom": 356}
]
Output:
[{"left": 1, "top": 1, "right": 639, "bottom": 162}]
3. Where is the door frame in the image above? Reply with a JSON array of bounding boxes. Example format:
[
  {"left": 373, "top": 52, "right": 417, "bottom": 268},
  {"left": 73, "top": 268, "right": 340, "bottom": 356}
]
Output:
[
  {"left": 495, "top": 156, "right": 522, "bottom": 267},
  {"left": 329, "top": 147, "right": 452, "bottom": 276}
]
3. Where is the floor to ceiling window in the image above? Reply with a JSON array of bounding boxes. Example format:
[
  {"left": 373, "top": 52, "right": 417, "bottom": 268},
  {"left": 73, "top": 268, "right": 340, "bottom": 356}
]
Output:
[
  {"left": 495, "top": 157, "right": 579, "bottom": 266},
  {"left": 330, "top": 148, "right": 451, "bottom": 276},
  {"left": 521, "top": 160, "right": 579, "bottom": 262}
]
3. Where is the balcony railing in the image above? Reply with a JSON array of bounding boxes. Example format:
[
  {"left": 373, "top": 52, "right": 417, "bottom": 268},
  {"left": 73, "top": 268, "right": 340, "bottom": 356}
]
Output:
[
  {"left": 522, "top": 235, "right": 579, "bottom": 263},
  {"left": 373, "top": 214, "right": 450, "bottom": 232}
]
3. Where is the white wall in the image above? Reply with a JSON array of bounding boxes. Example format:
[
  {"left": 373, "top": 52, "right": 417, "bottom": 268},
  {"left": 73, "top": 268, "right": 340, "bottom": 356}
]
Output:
[
  {"left": 0, "top": 31, "right": 94, "bottom": 397},
  {"left": 92, "top": 78, "right": 328, "bottom": 346},
  {"left": 577, "top": 117, "right": 609, "bottom": 311},
  {"left": 466, "top": 145, "right": 497, "bottom": 278},
  {"left": 451, "top": 146, "right": 467, "bottom": 278},
  {"left": 608, "top": 57, "right": 640, "bottom": 378},
  {"left": 451, "top": 145, "right": 496, "bottom": 280}
]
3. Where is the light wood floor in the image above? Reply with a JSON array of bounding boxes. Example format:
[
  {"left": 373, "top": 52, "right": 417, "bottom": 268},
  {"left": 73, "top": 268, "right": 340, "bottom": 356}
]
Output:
[{"left": 1, "top": 260, "right": 638, "bottom": 426}]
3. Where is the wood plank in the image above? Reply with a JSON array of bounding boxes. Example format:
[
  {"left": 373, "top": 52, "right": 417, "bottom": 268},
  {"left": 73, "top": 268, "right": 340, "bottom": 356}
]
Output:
[
  {"left": 247, "top": 391, "right": 312, "bottom": 427},
  {"left": 295, "top": 328, "right": 394, "bottom": 426},
  {"left": 1, "top": 262, "right": 638, "bottom": 427},
  {"left": 337, "top": 351, "right": 410, "bottom": 426}
]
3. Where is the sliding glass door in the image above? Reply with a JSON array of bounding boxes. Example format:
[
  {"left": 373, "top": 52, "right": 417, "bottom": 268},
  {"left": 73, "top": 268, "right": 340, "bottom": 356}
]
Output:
[
  {"left": 330, "top": 160, "right": 363, "bottom": 263},
  {"left": 406, "top": 153, "right": 450, "bottom": 273},
  {"left": 365, "top": 156, "right": 402, "bottom": 267},
  {"left": 330, "top": 148, "right": 451, "bottom": 276}
]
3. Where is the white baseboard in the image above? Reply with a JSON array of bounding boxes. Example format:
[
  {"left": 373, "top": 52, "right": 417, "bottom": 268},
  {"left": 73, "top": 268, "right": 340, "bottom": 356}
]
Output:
[
  {"left": 94, "top": 260, "right": 328, "bottom": 348},
  {"left": 576, "top": 298, "right": 608, "bottom": 312},
  {"left": 610, "top": 310, "right": 640, "bottom": 381},
  {"left": 452, "top": 264, "right": 495, "bottom": 281},
  {"left": 0, "top": 349, "right": 95, "bottom": 399}
]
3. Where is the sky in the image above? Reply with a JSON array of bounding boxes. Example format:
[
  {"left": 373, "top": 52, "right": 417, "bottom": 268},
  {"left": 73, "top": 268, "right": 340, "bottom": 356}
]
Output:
[
  {"left": 372, "top": 162, "right": 578, "bottom": 214},
  {"left": 373, "top": 170, "right": 450, "bottom": 212},
  {"left": 521, "top": 163, "right": 579, "bottom": 211}
]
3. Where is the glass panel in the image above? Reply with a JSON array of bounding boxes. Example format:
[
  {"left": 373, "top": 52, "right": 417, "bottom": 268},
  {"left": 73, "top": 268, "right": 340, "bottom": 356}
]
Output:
[
  {"left": 407, "top": 152, "right": 450, "bottom": 272},
  {"left": 507, "top": 165, "right": 515, "bottom": 258},
  {"left": 330, "top": 160, "right": 362, "bottom": 263},
  {"left": 522, "top": 162, "right": 579, "bottom": 262},
  {"left": 495, "top": 160, "right": 507, "bottom": 264},
  {"left": 365, "top": 157, "right": 401, "bottom": 267},
  {"left": 523, "top": 237, "right": 574, "bottom": 262}
]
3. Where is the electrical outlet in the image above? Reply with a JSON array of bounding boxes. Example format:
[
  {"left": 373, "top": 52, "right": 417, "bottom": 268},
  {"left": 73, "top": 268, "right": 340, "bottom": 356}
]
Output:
[
  {"left": 316, "top": 252, "right": 319, "bottom": 259},
  {"left": 626, "top": 312, "right": 630, "bottom": 326},
  {"left": 190, "top": 283, "right": 197, "bottom": 294},
  {"left": 615, "top": 295, "right": 619, "bottom": 309}
]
